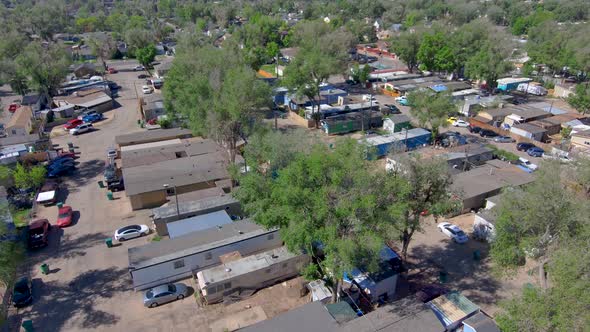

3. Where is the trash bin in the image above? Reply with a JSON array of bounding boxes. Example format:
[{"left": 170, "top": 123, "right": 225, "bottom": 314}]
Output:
[
  {"left": 56, "top": 202, "right": 63, "bottom": 208},
  {"left": 473, "top": 250, "right": 481, "bottom": 261},
  {"left": 439, "top": 270, "right": 448, "bottom": 283},
  {"left": 98, "top": 181, "right": 105, "bottom": 188},
  {"left": 105, "top": 237, "right": 113, "bottom": 248},
  {"left": 22, "top": 320, "right": 34, "bottom": 332},
  {"left": 40, "top": 263, "right": 49, "bottom": 275},
  {"left": 106, "top": 191, "right": 114, "bottom": 200}
]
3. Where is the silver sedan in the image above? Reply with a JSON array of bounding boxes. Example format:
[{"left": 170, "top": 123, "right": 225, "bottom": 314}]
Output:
[
  {"left": 144, "top": 283, "right": 189, "bottom": 308},
  {"left": 493, "top": 136, "right": 516, "bottom": 143}
]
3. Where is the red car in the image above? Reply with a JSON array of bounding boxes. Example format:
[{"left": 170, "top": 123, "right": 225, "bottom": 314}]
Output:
[
  {"left": 64, "top": 119, "right": 83, "bottom": 130},
  {"left": 28, "top": 219, "right": 50, "bottom": 249},
  {"left": 108, "top": 67, "right": 117, "bottom": 74},
  {"left": 8, "top": 103, "right": 19, "bottom": 113},
  {"left": 56, "top": 206, "right": 73, "bottom": 227},
  {"left": 58, "top": 151, "right": 76, "bottom": 159}
]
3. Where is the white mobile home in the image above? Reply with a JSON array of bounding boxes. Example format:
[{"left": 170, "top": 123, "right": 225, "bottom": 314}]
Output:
[
  {"left": 196, "top": 246, "right": 309, "bottom": 304},
  {"left": 128, "top": 219, "right": 282, "bottom": 290}
]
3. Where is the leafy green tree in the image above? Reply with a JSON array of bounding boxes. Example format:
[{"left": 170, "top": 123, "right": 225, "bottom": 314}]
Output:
[
  {"left": 9, "top": 73, "right": 29, "bottom": 97},
  {"left": 13, "top": 164, "right": 46, "bottom": 190},
  {"left": 135, "top": 44, "right": 157, "bottom": 68},
  {"left": 465, "top": 42, "right": 513, "bottom": 90},
  {"left": 88, "top": 34, "right": 117, "bottom": 70},
  {"left": 235, "top": 139, "right": 396, "bottom": 300},
  {"left": 124, "top": 29, "right": 155, "bottom": 57},
  {"left": 15, "top": 42, "right": 70, "bottom": 96},
  {"left": 417, "top": 30, "right": 455, "bottom": 73},
  {"left": 407, "top": 89, "right": 455, "bottom": 141},
  {"left": 390, "top": 30, "right": 422, "bottom": 73},
  {"left": 284, "top": 20, "right": 354, "bottom": 127},
  {"left": 568, "top": 84, "right": 590, "bottom": 115},
  {"left": 164, "top": 41, "right": 271, "bottom": 162},
  {"left": 385, "top": 154, "right": 458, "bottom": 257}
]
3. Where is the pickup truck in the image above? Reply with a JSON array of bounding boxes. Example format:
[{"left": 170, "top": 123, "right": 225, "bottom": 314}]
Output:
[
  {"left": 28, "top": 219, "right": 50, "bottom": 249},
  {"left": 36, "top": 181, "right": 59, "bottom": 206}
]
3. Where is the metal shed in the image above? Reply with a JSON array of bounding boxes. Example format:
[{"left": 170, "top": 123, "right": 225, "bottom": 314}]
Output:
[
  {"left": 361, "top": 128, "right": 431, "bottom": 158},
  {"left": 167, "top": 210, "right": 233, "bottom": 239}
]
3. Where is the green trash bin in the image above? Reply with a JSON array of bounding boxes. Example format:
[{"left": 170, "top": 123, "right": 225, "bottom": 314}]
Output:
[
  {"left": 439, "top": 270, "right": 448, "bottom": 283},
  {"left": 22, "top": 320, "right": 34, "bottom": 332},
  {"left": 105, "top": 238, "right": 113, "bottom": 248},
  {"left": 107, "top": 191, "right": 114, "bottom": 200},
  {"left": 56, "top": 202, "right": 63, "bottom": 208},
  {"left": 98, "top": 180, "right": 105, "bottom": 188},
  {"left": 40, "top": 263, "right": 49, "bottom": 275}
]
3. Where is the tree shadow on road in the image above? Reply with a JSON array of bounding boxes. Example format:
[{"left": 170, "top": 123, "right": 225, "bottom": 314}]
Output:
[
  {"left": 15, "top": 267, "right": 130, "bottom": 330},
  {"left": 67, "top": 159, "right": 106, "bottom": 187},
  {"left": 25, "top": 231, "right": 107, "bottom": 267},
  {"left": 405, "top": 238, "right": 501, "bottom": 309}
]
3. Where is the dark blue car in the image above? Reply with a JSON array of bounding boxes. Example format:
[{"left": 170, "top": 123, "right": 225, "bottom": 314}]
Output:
[
  {"left": 527, "top": 147, "right": 545, "bottom": 157},
  {"left": 47, "top": 164, "right": 75, "bottom": 178},
  {"left": 82, "top": 113, "right": 103, "bottom": 123},
  {"left": 47, "top": 157, "right": 74, "bottom": 170}
]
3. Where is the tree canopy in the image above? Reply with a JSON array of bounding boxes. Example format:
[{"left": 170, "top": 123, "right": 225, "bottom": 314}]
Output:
[{"left": 407, "top": 89, "right": 455, "bottom": 141}]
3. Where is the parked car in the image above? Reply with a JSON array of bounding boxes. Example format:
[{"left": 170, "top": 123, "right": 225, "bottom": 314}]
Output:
[
  {"left": 542, "top": 153, "right": 572, "bottom": 163},
  {"left": 143, "top": 283, "right": 189, "bottom": 308},
  {"left": 36, "top": 180, "right": 59, "bottom": 206},
  {"left": 56, "top": 205, "right": 73, "bottom": 227},
  {"left": 527, "top": 147, "right": 545, "bottom": 157},
  {"left": 437, "top": 222, "right": 469, "bottom": 243},
  {"left": 107, "top": 147, "right": 117, "bottom": 159},
  {"left": 82, "top": 113, "right": 104, "bottom": 123},
  {"left": 138, "top": 74, "right": 149, "bottom": 79},
  {"left": 57, "top": 151, "right": 76, "bottom": 159},
  {"left": 493, "top": 136, "right": 515, "bottom": 143},
  {"left": 479, "top": 129, "right": 498, "bottom": 138},
  {"left": 467, "top": 125, "right": 481, "bottom": 133},
  {"left": 516, "top": 142, "right": 536, "bottom": 151},
  {"left": 70, "top": 123, "right": 93, "bottom": 135},
  {"left": 64, "top": 119, "right": 83, "bottom": 131},
  {"left": 108, "top": 67, "right": 117, "bottom": 74},
  {"left": 104, "top": 164, "right": 117, "bottom": 182},
  {"left": 78, "top": 110, "right": 98, "bottom": 120},
  {"left": 452, "top": 120, "right": 469, "bottom": 127},
  {"left": 114, "top": 224, "right": 150, "bottom": 241},
  {"left": 383, "top": 104, "right": 401, "bottom": 114},
  {"left": 519, "top": 157, "right": 538, "bottom": 171},
  {"left": 446, "top": 117, "right": 458, "bottom": 124},
  {"left": 47, "top": 163, "right": 75, "bottom": 178},
  {"left": 134, "top": 65, "right": 145, "bottom": 71},
  {"left": 8, "top": 103, "right": 19, "bottom": 113},
  {"left": 47, "top": 157, "right": 74, "bottom": 170},
  {"left": 107, "top": 178, "right": 124, "bottom": 192},
  {"left": 142, "top": 85, "right": 153, "bottom": 94},
  {"left": 395, "top": 96, "right": 409, "bottom": 105},
  {"left": 12, "top": 277, "right": 33, "bottom": 308},
  {"left": 28, "top": 219, "right": 50, "bottom": 249}
]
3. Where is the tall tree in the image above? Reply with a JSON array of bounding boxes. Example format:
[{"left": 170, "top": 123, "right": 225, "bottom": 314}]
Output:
[
  {"left": 407, "top": 89, "right": 455, "bottom": 141},
  {"left": 464, "top": 41, "right": 513, "bottom": 90},
  {"left": 417, "top": 30, "right": 455, "bottom": 73},
  {"left": 164, "top": 41, "right": 271, "bottom": 162},
  {"left": 390, "top": 30, "right": 422, "bottom": 73},
  {"left": 88, "top": 34, "right": 117, "bottom": 71},
  {"left": 135, "top": 44, "right": 157, "bottom": 68},
  {"left": 284, "top": 21, "right": 354, "bottom": 127},
  {"left": 567, "top": 84, "right": 590, "bottom": 115},
  {"left": 384, "top": 154, "right": 458, "bottom": 257},
  {"left": 235, "top": 139, "right": 398, "bottom": 300},
  {"left": 16, "top": 42, "right": 70, "bottom": 96}
]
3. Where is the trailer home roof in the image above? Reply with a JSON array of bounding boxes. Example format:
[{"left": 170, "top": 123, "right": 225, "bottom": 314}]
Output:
[
  {"left": 128, "top": 219, "right": 275, "bottom": 269},
  {"left": 198, "top": 246, "right": 299, "bottom": 287},
  {"left": 362, "top": 128, "right": 431, "bottom": 146}
]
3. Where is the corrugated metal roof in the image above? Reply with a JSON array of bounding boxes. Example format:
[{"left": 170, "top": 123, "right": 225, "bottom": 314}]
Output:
[
  {"left": 167, "top": 210, "right": 233, "bottom": 239},
  {"left": 362, "top": 128, "right": 431, "bottom": 146},
  {"left": 428, "top": 292, "right": 479, "bottom": 328}
]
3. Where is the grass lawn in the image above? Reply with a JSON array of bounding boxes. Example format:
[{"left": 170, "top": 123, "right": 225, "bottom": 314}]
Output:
[
  {"left": 260, "top": 64, "right": 277, "bottom": 75},
  {"left": 12, "top": 208, "right": 32, "bottom": 227}
]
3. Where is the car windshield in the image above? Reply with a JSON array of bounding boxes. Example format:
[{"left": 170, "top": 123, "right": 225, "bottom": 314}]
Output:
[
  {"left": 168, "top": 284, "right": 176, "bottom": 293},
  {"left": 120, "top": 225, "right": 140, "bottom": 232},
  {"left": 146, "top": 290, "right": 154, "bottom": 299},
  {"left": 456, "top": 231, "right": 466, "bottom": 237},
  {"left": 58, "top": 212, "right": 70, "bottom": 218}
]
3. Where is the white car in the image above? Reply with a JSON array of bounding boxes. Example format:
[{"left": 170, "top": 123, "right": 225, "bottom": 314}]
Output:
[
  {"left": 69, "top": 123, "right": 93, "bottom": 135},
  {"left": 542, "top": 153, "right": 572, "bottom": 163},
  {"left": 437, "top": 222, "right": 469, "bottom": 243},
  {"left": 142, "top": 85, "right": 153, "bottom": 94},
  {"left": 518, "top": 157, "right": 538, "bottom": 171},
  {"left": 114, "top": 224, "right": 150, "bottom": 241},
  {"left": 452, "top": 120, "right": 469, "bottom": 127},
  {"left": 134, "top": 65, "right": 145, "bottom": 71},
  {"left": 107, "top": 147, "right": 117, "bottom": 159},
  {"left": 395, "top": 96, "right": 407, "bottom": 102}
]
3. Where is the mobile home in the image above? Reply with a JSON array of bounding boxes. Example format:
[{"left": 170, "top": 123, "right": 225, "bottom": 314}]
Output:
[
  {"left": 361, "top": 128, "right": 431, "bottom": 158},
  {"left": 196, "top": 246, "right": 309, "bottom": 304},
  {"left": 320, "top": 111, "right": 383, "bottom": 135},
  {"left": 128, "top": 219, "right": 282, "bottom": 290}
]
